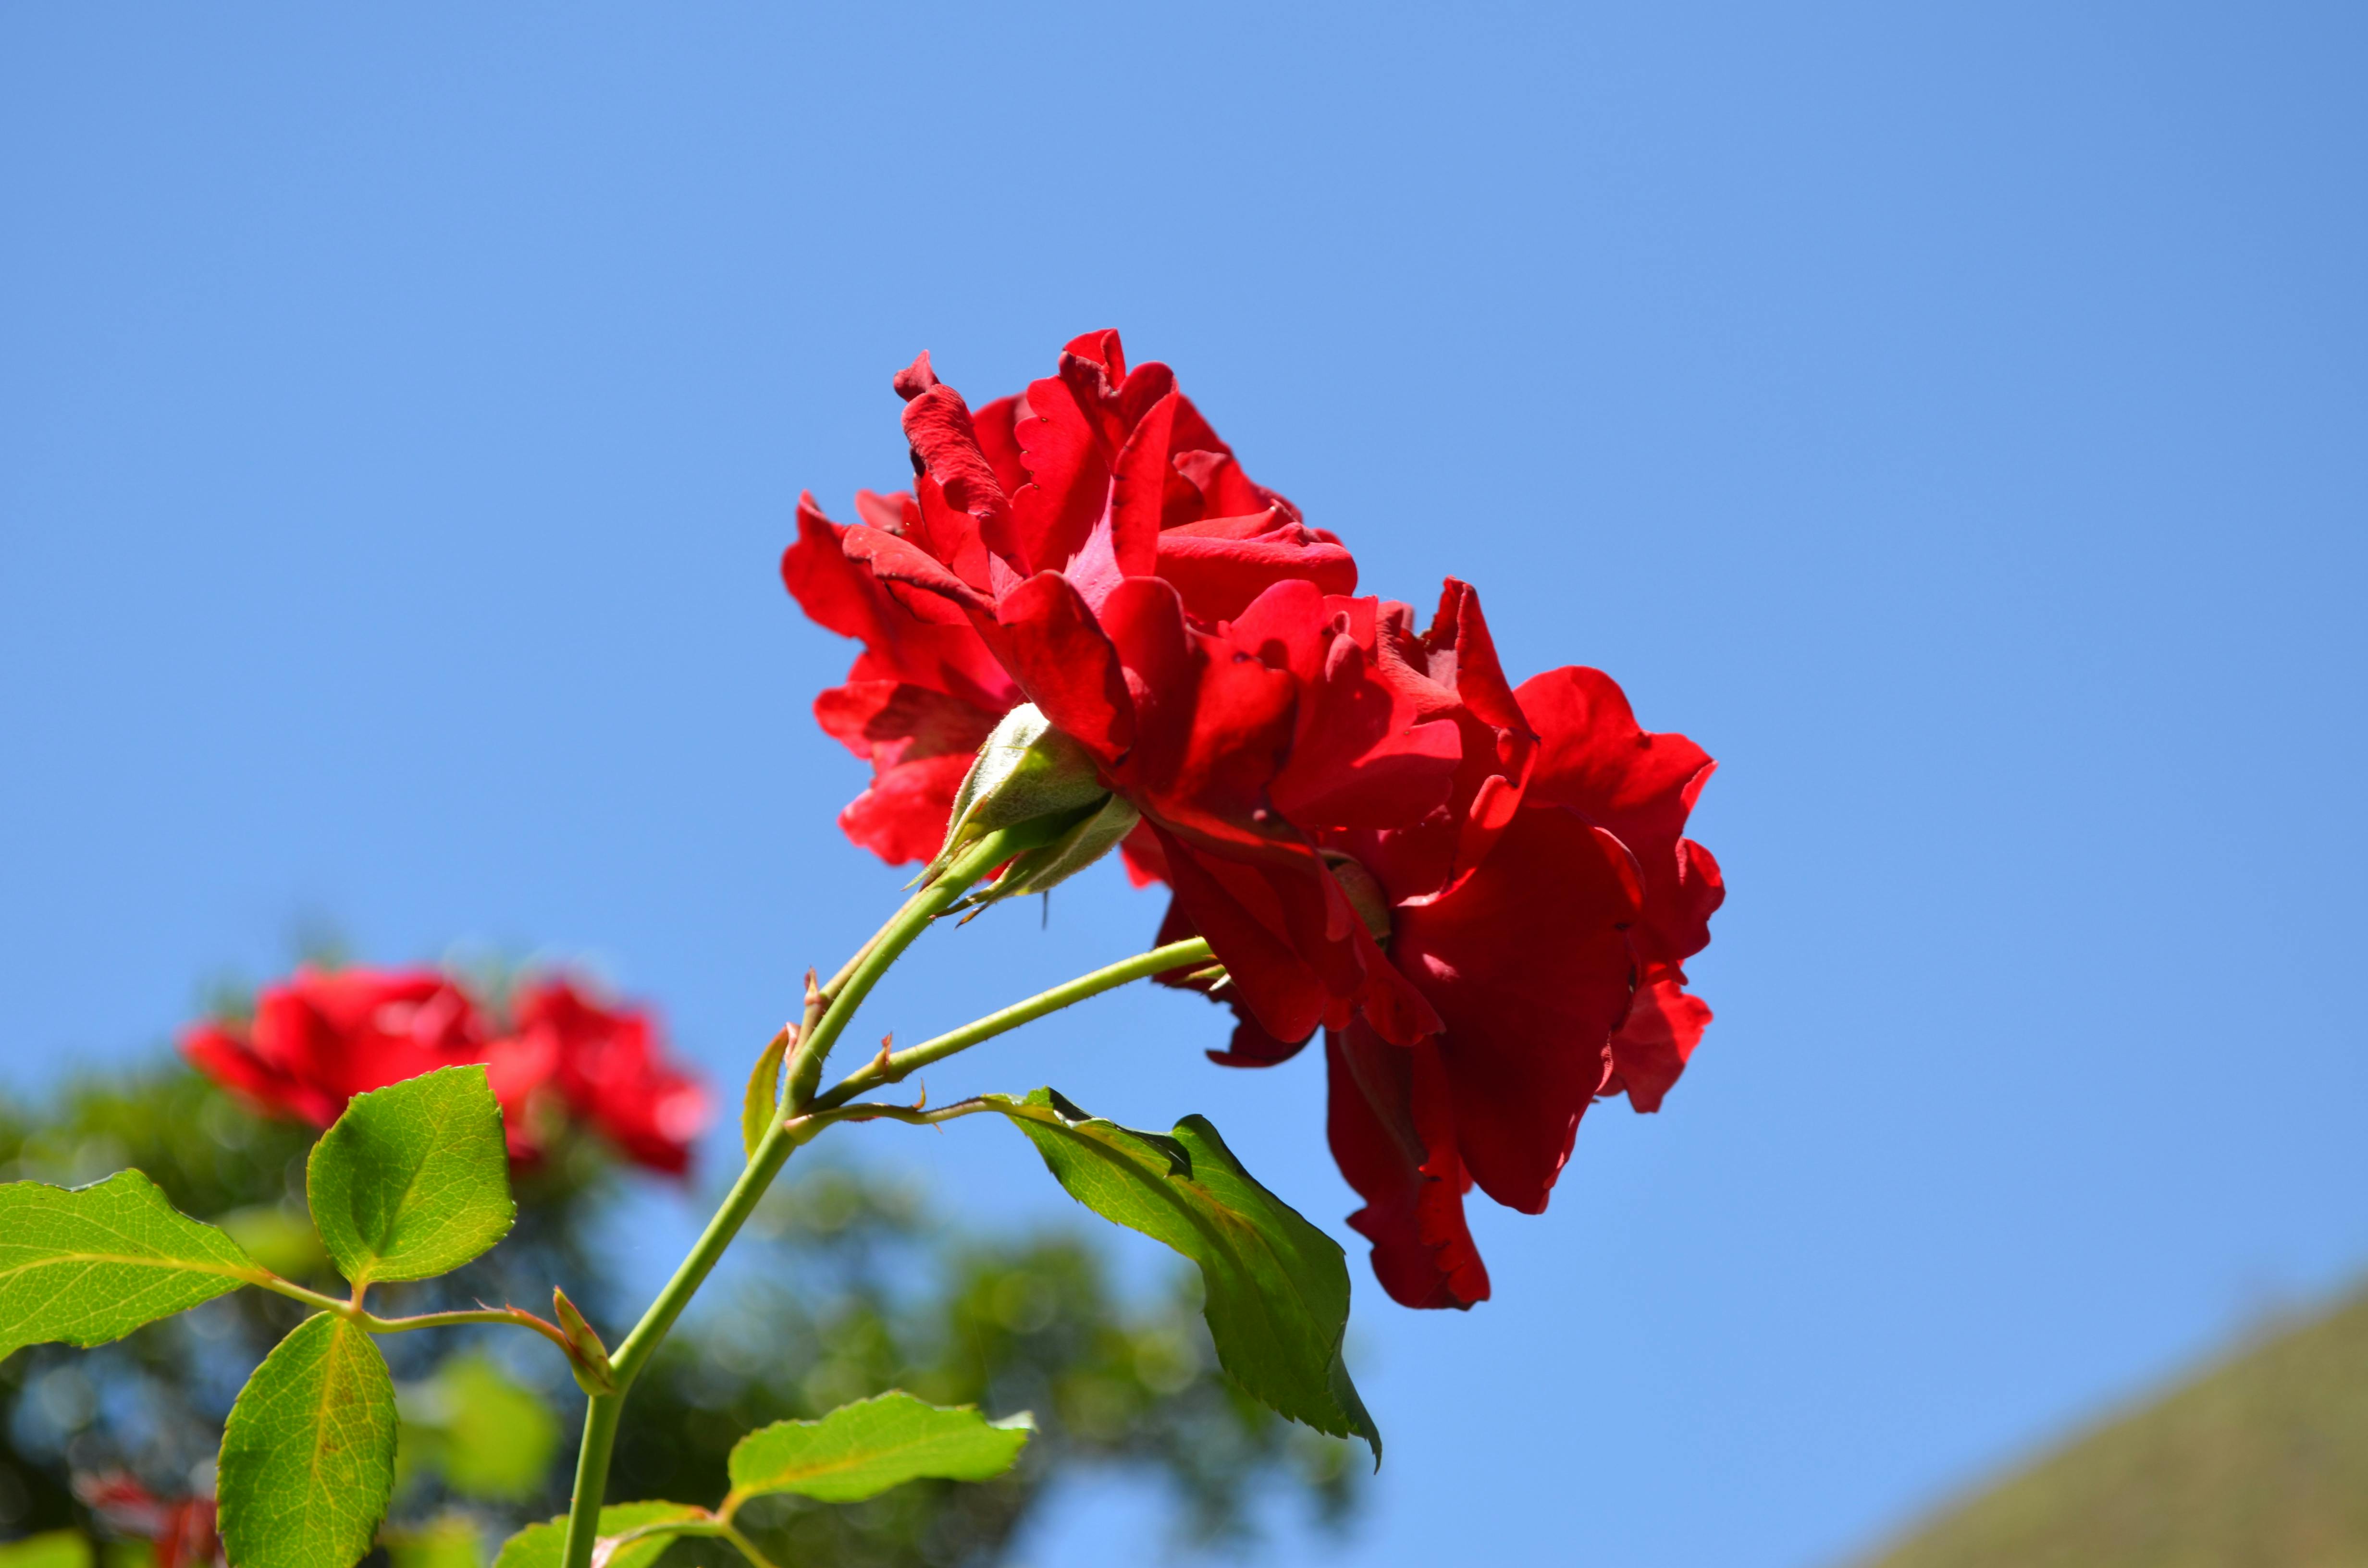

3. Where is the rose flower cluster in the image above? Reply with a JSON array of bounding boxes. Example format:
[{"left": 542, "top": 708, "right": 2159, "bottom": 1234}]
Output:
[
  {"left": 182, "top": 968, "right": 712, "bottom": 1175},
  {"left": 784, "top": 331, "right": 1724, "bottom": 1309}
]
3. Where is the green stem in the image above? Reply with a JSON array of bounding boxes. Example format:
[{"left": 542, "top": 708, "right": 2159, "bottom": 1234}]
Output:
[
  {"left": 777, "top": 833, "right": 1034, "bottom": 1114},
  {"left": 561, "top": 1393, "right": 623, "bottom": 1562},
  {"left": 555, "top": 826, "right": 1031, "bottom": 1568},
  {"left": 818, "top": 921, "right": 889, "bottom": 1009},
  {"left": 812, "top": 936, "right": 1211, "bottom": 1111}
]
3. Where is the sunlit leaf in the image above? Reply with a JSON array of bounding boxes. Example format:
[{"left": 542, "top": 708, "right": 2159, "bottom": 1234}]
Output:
[
  {"left": 726, "top": 1391, "right": 1031, "bottom": 1504},
  {"left": 740, "top": 1028, "right": 789, "bottom": 1160},
  {"left": 492, "top": 1503, "right": 703, "bottom": 1568},
  {"left": 306, "top": 1066, "right": 514, "bottom": 1288},
  {"left": 978, "top": 1089, "right": 1380, "bottom": 1460},
  {"left": 218, "top": 1313, "right": 399, "bottom": 1568},
  {"left": 0, "top": 1171, "right": 260, "bottom": 1359}
]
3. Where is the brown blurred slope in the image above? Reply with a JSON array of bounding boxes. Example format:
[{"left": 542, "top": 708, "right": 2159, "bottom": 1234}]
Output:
[{"left": 1852, "top": 1284, "right": 2368, "bottom": 1568}]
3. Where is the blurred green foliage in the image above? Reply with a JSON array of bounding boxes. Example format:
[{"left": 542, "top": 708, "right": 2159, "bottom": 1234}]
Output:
[
  {"left": 1853, "top": 1285, "right": 2368, "bottom": 1568},
  {"left": 396, "top": 1355, "right": 560, "bottom": 1505},
  {"left": 0, "top": 1060, "right": 1358, "bottom": 1566},
  {"left": 0, "top": 1532, "right": 91, "bottom": 1568},
  {"left": 380, "top": 1519, "right": 481, "bottom": 1568}
]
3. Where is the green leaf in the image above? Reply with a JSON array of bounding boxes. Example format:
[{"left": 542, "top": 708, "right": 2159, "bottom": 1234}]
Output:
[
  {"left": 740, "top": 1027, "right": 789, "bottom": 1160},
  {"left": 306, "top": 1065, "right": 515, "bottom": 1288},
  {"left": 398, "top": 1351, "right": 560, "bottom": 1502},
  {"left": 726, "top": 1392, "right": 1031, "bottom": 1504},
  {"left": 0, "top": 1171, "right": 261, "bottom": 1359},
  {"left": 980, "top": 1089, "right": 1381, "bottom": 1460},
  {"left": 219, "top": 1312, "right": 399, "bottom": 1568},
  {"left": 0, "top": 1531, "right": 93, "bottom": 1568},
  {"left": 492, "top": 1503, "right": 704, "bottom": 1568}
]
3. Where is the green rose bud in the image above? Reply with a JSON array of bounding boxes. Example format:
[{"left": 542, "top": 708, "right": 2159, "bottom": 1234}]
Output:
[{"left": 928, "top": 704, "right": 1140, "bottom": 903}]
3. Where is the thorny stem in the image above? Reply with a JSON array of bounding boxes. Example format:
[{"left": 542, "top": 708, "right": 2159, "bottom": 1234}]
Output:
[
  {"left": 555, "top": 825, "right": 1036, "bottom": 1568},
  {"left": 811, "top": 936, "right": 1212, "bottom": 1111},
  {"left": 553, "top": 817, "right": 1210, "bottom": 1568},
  {"left": 796, "top": 1099, "right": 999, "bottom": 1132}
]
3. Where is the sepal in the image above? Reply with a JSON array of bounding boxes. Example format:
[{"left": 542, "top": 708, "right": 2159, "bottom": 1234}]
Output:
[
  {"left": 928, "top": 704, "right": 1114, "bottom": 878},
  {"left": 981, "top": 793, "right": 1142, "bottom": 903}
]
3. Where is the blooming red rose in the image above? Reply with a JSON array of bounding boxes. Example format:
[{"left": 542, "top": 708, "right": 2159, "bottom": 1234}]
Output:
[
  {"left": 181, "top": 967, "right": 711, "bottom": 1175},
  {"left": 786, "top": 334, "right": 1721, "bottom": 1311},
  {"left": 1176, "top": 631, "right": 1723, "bottom": 1308},
  {"left": 788, "top": 332, "right": 1470, "bottom": 1046},
  {"left": 783, "top": 330, "right": 1366, "bottom": 875}
]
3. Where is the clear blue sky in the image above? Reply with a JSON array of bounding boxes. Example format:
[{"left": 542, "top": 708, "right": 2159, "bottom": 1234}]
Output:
[{"left": 4, "top": 6, "right": 2363, "bottom": 1565}]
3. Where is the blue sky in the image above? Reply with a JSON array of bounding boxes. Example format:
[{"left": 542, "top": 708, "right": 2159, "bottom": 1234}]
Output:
[{"left": 4, "top": 5, "right": 2363, "bottom": 1565}]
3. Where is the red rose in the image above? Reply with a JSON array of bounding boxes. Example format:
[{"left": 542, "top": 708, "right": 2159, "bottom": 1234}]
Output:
[
  {"left": 1272, "top": 654, "right": 1722, "bottom": 1308},
  {"left": 782, "top": 489, "right": 1021, "bottom": 865},
  {"left": 510, "top": 979, "right": 713, "bottom": 1176},
  {"left": 789, "top": 333, "right": 1468, "bottom": 1045},
  {"left": 182, "top": 968, "right": 712, "bottom": 1175},
  {"left": 181, "top": 968, "right": 493, "bottom": 1128},
  {"left": 785, "top": 336, "right": 1721, "bottom": 1311},
  {"left": 783, "top": 331, "right": 1363, "bottom": 873}
]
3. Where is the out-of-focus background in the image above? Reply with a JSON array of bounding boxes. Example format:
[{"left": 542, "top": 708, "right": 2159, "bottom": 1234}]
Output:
[{"left": 3, "top": 5, "right": 2363, "bottom": 1566}]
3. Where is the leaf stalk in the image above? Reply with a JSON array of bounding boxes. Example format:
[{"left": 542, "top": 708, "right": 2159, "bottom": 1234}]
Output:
[{"left": 245, "top": 1272, "right": 577, "bottom": 1357}]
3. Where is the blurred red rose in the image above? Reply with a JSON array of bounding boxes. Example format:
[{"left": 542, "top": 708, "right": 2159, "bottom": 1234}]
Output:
[
  {"left": 76, "top": 1473, "right": 221, "bottom": 1568},
  {"left": 180, "top": 967, "right": 710, "bottom": 1175},
  {"left": 180, "top": 968, "right": 493, "bottom": 1128},
  {"left": 511, "top": 978, "right": 713, "bottom": 1176}
]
